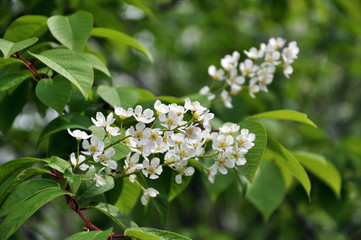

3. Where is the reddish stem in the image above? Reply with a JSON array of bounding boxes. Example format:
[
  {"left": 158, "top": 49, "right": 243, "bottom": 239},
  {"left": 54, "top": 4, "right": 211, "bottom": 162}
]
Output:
[
  {"left": 11, "top": 52, "right": 42, "bottom": 80},
  {"left": 109, "top": 234, "right": 127, "bottom": 239}
]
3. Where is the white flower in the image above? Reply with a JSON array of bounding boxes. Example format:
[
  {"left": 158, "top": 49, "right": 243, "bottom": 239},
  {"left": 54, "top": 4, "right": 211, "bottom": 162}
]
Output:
[
  {"left": 282, "top": 63, "right": 293, "bottom": 78},
  {"left": 212, "top": 134, "right": 234, "bottom": 153},
  {"left": 105, "top": 125, "right": 120, "bottom": 136},
  {"left": 265, "top": 50, "right": 281, "bottom": 65},
  {"left": 91, "top": 112, "right": 115, "bottom": 128},
  {"left": 82, "top": 136, "right": 104, "bottom": 156},
  {"left": 127, "top": 122, "right": 149, "bottom": 141},
  {"left": 93, "top": 148, "right": 117, "bottom": 170},
  {"left": 221, "top": 51, "right": 240, "bottom": 72},
  {"left": 239, "top": 59, "right": 258, "bottom": 77},
  {"left": 268, "top": 37, "right": 286, "bottom": 50},
  {"left": 229, "top": 83, "right": 241, "bottom": 96},
  {"left": 133, "top": 105, "right": 155, "bottom": 124},
  {"left": 114, "top": 106, "right": 133, "bottom": 120},
  {"left": 208, "top": 65, "right": 225, "bottom": 81},
  {"left": 154, "top": 100, "right": 169, "bottom": 115},
  {"left": 70, "top": 152, "right": 89, "bottom": 171},
  {"left": 174, "top": 142, "right": 196, "bottom": 161},
  {"left": 236, "top": 128, "right": 256, "bottom": 150},
  {"left": 244, "top": 47, "right": 263, "bottom": 59},
  {"left": 212, "top": 151, "right": 235, "bottom": 175},
  {"left": 175, "top": 160, "right": 195, "bottom": 184},
  {"left": 282, "top": 41, "right": 299, "bottom": 64},
  {"left": 248, "top": 79, "right": 260, "bottom": 98},
  {"left": 234, "top": 148, "right": 248, "bottom": 166},
  {"left": 124, "top": 153, "right": 143, "bottom": 182},
  {"left": 184, "top": 124, "right": 202, "bottom": 140},
  {"left": 168, "top": 104, "right": 185, "bottom": 117},
  {"left": 159, "top": 110, "right": 185, "bottom": 130},
  {"left": 219, "top": 123, "right": 240, "bottom": 135},
  {"left": 67, "top": 129, "right": 91, "bottom": 141},
  {"left": 142, "top": 157, "right": 163, "bottom": 179},
  {"left": 93, "top": 167, "right": 106, "bottom": 187},
  {"left": 220, "top": 90, "right": 233, "bottom": 108},
  {"left": 199, "top": 86, "right": 216, "bottom": 101},
  {"left": 140, "top": 188, "right": 159, "bottom": 205}
]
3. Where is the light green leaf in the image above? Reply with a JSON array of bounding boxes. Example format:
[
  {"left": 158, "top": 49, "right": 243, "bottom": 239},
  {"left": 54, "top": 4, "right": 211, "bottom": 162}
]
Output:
[
  {"left": 29, "top": 49, "right": 94, "bottom": 99},
  {"left": 113, "top": 144, "right": 131, "bottom": 161},
  {"left": 246, "top": 160, "right": 287, "bottom": 221},
  {"left": 0, "top": 188, "right": 71, "bottom": 240},
  {"left": 92, "top": 28, "right": 153, "bottom": 62},
  {"left": 45, "top": 156, "right": 71, "bottom": 173},
  {"left": 0, "top": 168, "right": 48, "bottom": 206},
  {"left": 157, "top": 96, "right": 183, "bottom": 105},
  {"left": 246, "top": 109, "right": 317, "bottom": 128},
  {"left": 124, "top": 227, "right": 191, "bottom": 240},
  {"left": 38, "top": 113, "right": 92, "bottom": 144},
  {"left": 267, "top": 137, "right": 311, "bottom": 198},
  {"left": 0, "top": 157, "right": 45, "bottom": 183},
  {"left": 89, "top": 202, "right": 138, "bottom": 230},
  {"left": 78, "top": 167, "right": 114, "bottom": 198},
  {"left": 48, "top": 11, "right": 93, "bottom": 51},
  {"left": 35, "top": 75, "right": 71, "bottom": 113},
  {"left": 294, "top": 151, "right": 342, "bottom": 198},
  {"left": 0, "top": 179, "right": 59, "bottom": 217},
  {"left": 114, "top": 177, "right": 141, "bottom": 215},
  {"left": 65, "top": 228, "right": 112, "bottom": 240},
  {"left": 64, "top": 168, "right": 81, "bottom": 193},
  {"left": 0, "top": 37, "right": 38, "bottom": 58},
  {"left": 81, "top": 53, "right": 111, "bottom": 77},
  {"left": 4, "top": 15, "right": 48, "bottom": 42},
  {"left": 97, "top": 85, "right": 140, "bottom": 109},
  {"left": 0, "top": 72, "right": 31, "bottom": 92},
  {"left": 237, "top": 120, "right": 267, "bottom": 182},
  {"left": 0, "top": 58, "right": 25, "bottom": 69}
]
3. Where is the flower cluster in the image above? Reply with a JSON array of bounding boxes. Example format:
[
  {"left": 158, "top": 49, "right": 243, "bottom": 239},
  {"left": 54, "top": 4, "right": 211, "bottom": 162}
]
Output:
[
  {"left": 200, "top": 37, "right": 299, "bottom": 108},
  {"left": 67, "top": 98, "right": 255, "bottom": 205}
]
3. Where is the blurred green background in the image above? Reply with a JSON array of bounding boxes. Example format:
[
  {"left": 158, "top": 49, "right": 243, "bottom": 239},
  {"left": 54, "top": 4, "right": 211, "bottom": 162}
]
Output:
[{"left": 1, "top": 0, "right": 361, "bottom": 239}]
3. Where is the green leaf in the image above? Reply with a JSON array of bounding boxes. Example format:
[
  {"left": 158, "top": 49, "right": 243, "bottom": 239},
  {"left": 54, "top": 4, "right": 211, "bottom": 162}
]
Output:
[
  {"left": 4, "top": 15, "right": 48, "bottom": 42},
  {"left": 124, "top": 0, "right": 156, "bottom": 20},
  {"left": 38, "top": 113, "right": 92, "bottom": 144},
  {"left": 157, "top": 96, "right": 183, "bottom": 105},
  {"left": 0, "top": 157, "right": 45, "bottom": 183},
  {"left": 29, "top": 49, "right": 94, "bottom": 99},
  {"left": 124, "top": 227, "right": 191, "bottom": 240},
  {"left": 48, "top": 11, "right": 93, "bottom": 51},
  {"left": 267, "top": 137, "right": 311, "bottom": 198},
  {"left": 205, "top": 169, "right": 236, "bottom": 202},
  {"left": 245, "top": 160, "right": 287, "bottom": 221},
  {"left": 0, "top": 81, "right": 29, "bottom": 135},
  {"left": 237, "top": 120, "right": 267, "bottom": 182},
  {"left": 78, "top": 167, "right": 114, "bottom": 198},
  {"left": 294, "top": 151, "right": 342, "bottom": 198},
  {"left": 81, "top": 53, "right": 111, "bottom": 77},
  {"left": 0, "top": 72, "right": 31, "bottom": 92},
  {"left": 97, "top": 85, "right": 140, "bottom": 108},
  {"left": 64, "top": 168, "right": 81, "bottom": 193},
  {"left": 0, "top": 188, "right": 71, "bottom": 240},
  {"left": 35, "top": 75, "right": 71, "bottom": 113},
  {"left": 168, "top": 170, "right": 192, "bottom": 202},
  {"left": 0, "top": 58, "right": 25, "bottom": 69},
  {"left": 0, "top": 37, "right": 38, "bottom": 58},
  {"left": 246, "top": 110, "right": 317, "bottom": 128},
  {"left": 65, "top": 228, "right": 112, "bottom": 240},
  {"left": 45, "top": 156, "right": 71, "bottom": 173},
  {"left": 91, "top": 28, "right": 153, "bottom": 62},
  {"left": 113, "top": 144, "right": 131, "bottom": 161},
  {"left": 0, "top": 179, "right": 59, "bottom": 217},
  {"left": 0, "top": 168, "right": 48, "bottom": 205},
  {"left": 113, "top": 177, "right": 141, "bottom": 215},
  {"left": 89, "top": 202, "right": 138, "bottom": 230}
]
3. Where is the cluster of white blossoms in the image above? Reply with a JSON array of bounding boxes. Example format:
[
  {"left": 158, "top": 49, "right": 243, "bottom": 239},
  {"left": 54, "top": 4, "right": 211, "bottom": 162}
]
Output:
[
  {"left": 67, "top": 98, "right": 255, "bottom": 205},
  {"left": 200, "top": 37, "right": 299, "bottom": 108}
]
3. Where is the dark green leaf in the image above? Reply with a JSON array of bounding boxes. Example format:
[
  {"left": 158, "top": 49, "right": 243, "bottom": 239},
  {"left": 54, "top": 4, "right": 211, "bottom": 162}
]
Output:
[
  {"left": 113, "top": 177, "right": 141, "bottom": 215},
  {"left": 267, "top": 137, "right": 311, "bottom": 198},
  {"left": 168, "top": 170, "right": 192, "bottom": 202},
  {"left": 246, "top": 160, "right": 287, "bottom": 221},
  {"left": 4, "top": 15, "right": 48, "bottom": 42},
  {"left": 0, "top": 37, "right": 38, "bottom": 58},
  {"left": 92, "top": 28, "right": 153, "bottom": 62},
  {"left": 0, "top": 72, "right": 31, "bottom": 92},
  {"left": 38, "top": 113, "right": 92, "bottom": 144},
  {"left": 89, "top": 202, "right": 138, "bottom": 230},
  {"left": 0, "top": 179, "right": 59, "bottom": 217},
  {"left": 29, "top": 49, "right": 94, "bottom": 99},
  {"left": 124, "top": 227, "right": 191, "bottom": 240},
  {"left": 0, "top": 188, "right": 71, "bottom": 240},
  {"left": 204, "top": 169, "right": 236, "bottom": 202},
  {"left": 78, "top": 167, "right": 114, "bottom": 198},
  {"left": 48, "top": 11, "right": 93, "bottom": 51},
  {"left": 0, "top": 157, "right": 45, "bottom": 183},
  {"left": 294, "top": 151, "right": 342, "bottom": 198},
  {"left": 0, "top": 58, "right": 25, "bottom": 69},
  {"left": 237, "top": 120, "right": 267, "bottom": 182},
  {"left": 35, "top": 75, "right": 71, "bottom": 113},
  {"left": 246, "top": 109, "right": 317, "bottom": 128}
]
